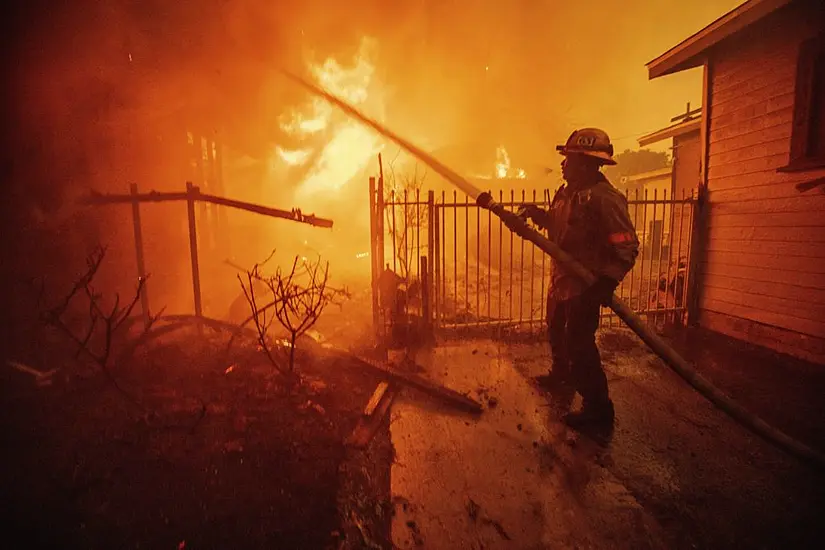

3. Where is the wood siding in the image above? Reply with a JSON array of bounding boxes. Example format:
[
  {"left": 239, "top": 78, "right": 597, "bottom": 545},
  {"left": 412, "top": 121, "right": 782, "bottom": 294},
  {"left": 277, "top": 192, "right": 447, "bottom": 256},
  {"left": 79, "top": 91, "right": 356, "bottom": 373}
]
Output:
[{"left": 700, "top": 1, "right": 825, "bottom": 363}]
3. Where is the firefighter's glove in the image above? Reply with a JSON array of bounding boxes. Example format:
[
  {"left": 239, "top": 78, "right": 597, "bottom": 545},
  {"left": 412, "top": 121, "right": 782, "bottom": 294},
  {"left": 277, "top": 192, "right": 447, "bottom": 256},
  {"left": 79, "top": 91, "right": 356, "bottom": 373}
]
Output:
[
  {"left": 590, "top": 276, "right": 619, "bottom": 307},
  {"left": 516, "top": 204, "right": 543, "bottom": 222},
  {"left": 501, "top": 210, "right": 531, "bottom": 238}
]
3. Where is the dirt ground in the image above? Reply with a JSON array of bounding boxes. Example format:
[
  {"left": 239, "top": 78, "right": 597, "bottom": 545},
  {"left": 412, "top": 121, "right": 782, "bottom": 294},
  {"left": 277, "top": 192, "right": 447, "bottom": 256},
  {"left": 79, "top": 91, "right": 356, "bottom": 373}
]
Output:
[{"left": 0, "top": 325, "right": 393, "bottom": 550}]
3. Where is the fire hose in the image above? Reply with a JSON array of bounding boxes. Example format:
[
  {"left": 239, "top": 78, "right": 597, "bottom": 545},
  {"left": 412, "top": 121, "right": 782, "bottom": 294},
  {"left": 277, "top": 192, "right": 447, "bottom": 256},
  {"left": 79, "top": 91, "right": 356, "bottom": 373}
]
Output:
[{"left": 281, "top": 70, "right": 825, "bottom": 471}]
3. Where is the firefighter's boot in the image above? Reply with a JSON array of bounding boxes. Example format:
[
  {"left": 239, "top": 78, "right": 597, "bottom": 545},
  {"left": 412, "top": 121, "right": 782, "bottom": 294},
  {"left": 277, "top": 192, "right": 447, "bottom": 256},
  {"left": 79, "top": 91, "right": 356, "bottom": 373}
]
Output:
[
  {"left": 534, "top": 370, "right": 572, "bottom": 392},
  {"left": 562, "top": 399, "right": 615, "bottom": 431}
]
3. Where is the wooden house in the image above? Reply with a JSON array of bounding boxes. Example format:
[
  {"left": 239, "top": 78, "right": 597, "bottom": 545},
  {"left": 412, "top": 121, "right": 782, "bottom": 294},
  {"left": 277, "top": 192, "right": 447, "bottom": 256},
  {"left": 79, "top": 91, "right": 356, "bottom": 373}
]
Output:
[
  {"left": 646, "top": 0, "right": 825, "bottom": 363},
  {"left": 638, "top": 106, "right": 703, "bottom": 200}
]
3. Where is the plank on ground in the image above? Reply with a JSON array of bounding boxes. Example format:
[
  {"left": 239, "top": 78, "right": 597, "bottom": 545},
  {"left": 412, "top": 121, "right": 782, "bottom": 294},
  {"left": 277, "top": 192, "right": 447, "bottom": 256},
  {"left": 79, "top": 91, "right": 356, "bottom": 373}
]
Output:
[
  {"left": 326, "top": 348, "right": 484, "bottom": 415},
  {"left": 364, "top": 381, "right": 390, "bottom": 416},
  {"left": 346, "top": 384, "right": 398, "bottom": 449}
]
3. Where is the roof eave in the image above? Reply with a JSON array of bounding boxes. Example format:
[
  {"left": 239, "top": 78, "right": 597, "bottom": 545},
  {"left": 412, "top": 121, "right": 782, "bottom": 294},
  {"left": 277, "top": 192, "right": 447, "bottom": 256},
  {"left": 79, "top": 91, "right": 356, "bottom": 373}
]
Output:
[
  {"left": 638, "top": 118, "right": 702, "bottom": 147},
  {"left": 645, "top": 0, "right": 793, "bottom": 80},
  {"left": 625, "top": 167, "right": 673, "bottom": 183},
  {"left": 648, "top": 58, "right": 705, "bottom": 80}
]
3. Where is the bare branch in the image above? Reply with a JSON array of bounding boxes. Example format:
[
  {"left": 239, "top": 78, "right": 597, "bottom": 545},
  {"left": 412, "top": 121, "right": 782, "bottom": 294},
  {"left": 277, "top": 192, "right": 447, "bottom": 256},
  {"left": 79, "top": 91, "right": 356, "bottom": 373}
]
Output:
[
  {"left": 237, "top": 257, "right": 287, "bottom": 375},
  {"left": 38, "top": 245, "right": 153, "bottom": 409}
]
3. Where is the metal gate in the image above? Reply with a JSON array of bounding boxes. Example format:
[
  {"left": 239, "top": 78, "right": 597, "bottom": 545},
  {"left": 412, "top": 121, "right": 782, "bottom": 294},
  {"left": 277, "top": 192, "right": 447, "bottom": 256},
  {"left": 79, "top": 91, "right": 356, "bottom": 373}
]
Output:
[{"left": 369, "top": 178, "right": 698, "bottom": 345}]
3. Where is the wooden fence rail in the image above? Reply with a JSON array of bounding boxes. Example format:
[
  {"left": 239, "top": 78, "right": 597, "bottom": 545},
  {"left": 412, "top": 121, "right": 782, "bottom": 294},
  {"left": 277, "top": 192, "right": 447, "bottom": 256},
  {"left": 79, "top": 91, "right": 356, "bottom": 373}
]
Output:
[{"left": 81, "top": 182, "right": 334, "bottom": 329}]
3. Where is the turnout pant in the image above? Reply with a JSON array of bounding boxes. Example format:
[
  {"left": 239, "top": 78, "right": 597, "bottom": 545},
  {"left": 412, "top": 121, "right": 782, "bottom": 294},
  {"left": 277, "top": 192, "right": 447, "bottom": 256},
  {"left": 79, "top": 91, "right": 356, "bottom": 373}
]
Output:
[{"left": 546, "top": 288, "right": 611, "bottom": 410}]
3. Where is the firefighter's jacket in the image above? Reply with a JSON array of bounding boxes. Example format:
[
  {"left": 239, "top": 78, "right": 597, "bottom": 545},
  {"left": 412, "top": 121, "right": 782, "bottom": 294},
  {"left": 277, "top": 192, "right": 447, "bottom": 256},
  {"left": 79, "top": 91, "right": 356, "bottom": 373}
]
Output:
[{"left": 532, "top": 173, "right": 639, "bottom": 301}]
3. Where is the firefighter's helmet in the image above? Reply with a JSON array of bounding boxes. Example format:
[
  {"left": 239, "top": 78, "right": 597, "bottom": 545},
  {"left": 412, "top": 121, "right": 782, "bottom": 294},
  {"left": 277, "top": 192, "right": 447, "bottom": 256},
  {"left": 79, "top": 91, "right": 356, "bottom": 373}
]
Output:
[{"left": 556, "top": 128, "right": 617, "bottom": 165}]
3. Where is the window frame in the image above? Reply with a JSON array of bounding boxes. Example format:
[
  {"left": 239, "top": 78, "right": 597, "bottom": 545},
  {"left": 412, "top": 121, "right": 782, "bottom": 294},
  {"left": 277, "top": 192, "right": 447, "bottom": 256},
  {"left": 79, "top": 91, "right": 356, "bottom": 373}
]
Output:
[{"left": 778, "top": 33, "right": 825, "bottom": 173}]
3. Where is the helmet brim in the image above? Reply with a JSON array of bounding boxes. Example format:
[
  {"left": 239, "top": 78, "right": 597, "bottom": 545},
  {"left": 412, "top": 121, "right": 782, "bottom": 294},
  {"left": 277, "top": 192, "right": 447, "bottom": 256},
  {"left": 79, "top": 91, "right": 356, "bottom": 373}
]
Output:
[{"left": 556, "top": 146, "right": 617, "bottom": 166}]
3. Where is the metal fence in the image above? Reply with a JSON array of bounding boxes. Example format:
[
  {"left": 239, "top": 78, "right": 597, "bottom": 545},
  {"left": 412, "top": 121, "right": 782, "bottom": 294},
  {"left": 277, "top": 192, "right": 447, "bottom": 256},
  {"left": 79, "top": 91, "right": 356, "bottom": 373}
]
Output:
[{"left": 368, "top": 180, "right": 697, "bottom": 341}]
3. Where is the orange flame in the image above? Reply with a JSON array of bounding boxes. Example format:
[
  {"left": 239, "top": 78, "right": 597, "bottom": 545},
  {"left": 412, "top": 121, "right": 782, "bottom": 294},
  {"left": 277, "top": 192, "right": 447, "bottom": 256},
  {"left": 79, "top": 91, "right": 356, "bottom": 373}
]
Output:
[{"left": 276, "top": 38, "right": 385, "bottom": 201}]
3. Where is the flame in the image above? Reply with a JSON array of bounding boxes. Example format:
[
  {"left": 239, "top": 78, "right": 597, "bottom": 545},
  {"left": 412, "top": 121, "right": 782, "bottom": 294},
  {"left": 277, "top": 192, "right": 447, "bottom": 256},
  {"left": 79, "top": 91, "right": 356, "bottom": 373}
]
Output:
[
  {"left": 277, "top": 38, "right": 385, "bottom": 201},
  {"left": 495, "top": 146, "right": 510, "bottom": 178},
  {"left": 276, "top": 147, "right": 310, "bottom": 166},
  {"left": 495, "top": 146, "right": 527, "bottom": 179}
]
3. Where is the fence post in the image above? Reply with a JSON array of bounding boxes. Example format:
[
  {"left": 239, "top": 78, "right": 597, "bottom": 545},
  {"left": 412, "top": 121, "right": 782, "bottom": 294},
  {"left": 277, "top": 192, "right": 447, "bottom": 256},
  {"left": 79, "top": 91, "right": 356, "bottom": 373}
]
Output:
[
  {"left": 186, "top": 181, "right": 204, "bottom": 319},
  {"left": 421, "top": 256, "right": 430, "bottom": 338},
  {"left": 427, "top": 191, "right": 435, "bottom": 328},
  {"left": 686, "top": 187, "right": 706, "bottom": 326},
  {"left": 378, "top": 155, "right": 385, "bottom": 276},
  {"left": 433, "top": 194, "right": 441, "bottom": 327},
  {"left": 369, "top": 177, "right": 381, "bottom": 346},
  {"left": 130, "top": 183, "right": 151, "bottom": 329}
]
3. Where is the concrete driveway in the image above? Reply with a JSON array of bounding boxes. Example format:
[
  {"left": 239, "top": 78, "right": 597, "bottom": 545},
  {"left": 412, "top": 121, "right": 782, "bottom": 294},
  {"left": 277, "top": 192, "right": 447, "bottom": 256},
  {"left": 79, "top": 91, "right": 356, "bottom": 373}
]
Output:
[{"left": 387, "top": 339, "right": 666, "bottom": 549}]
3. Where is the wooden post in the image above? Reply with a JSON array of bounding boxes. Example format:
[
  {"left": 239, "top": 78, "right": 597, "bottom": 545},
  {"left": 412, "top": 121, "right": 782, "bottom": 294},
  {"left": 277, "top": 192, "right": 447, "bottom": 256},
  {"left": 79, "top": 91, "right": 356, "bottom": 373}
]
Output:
[
  {"left": 186, "top": 182, "right": 204, "bottom": 318},
  {"left": 426, "top": 190, "right": 435, "bottom": 328},
  {"left": 130, "top": 183, "right": 151, "bottom": 329},
  {"left": 687, "top": 58, "right": 713, "bottom": 326},
  {"left": 369, "top": 177, "right": 381, "bottom": 345},
  {"left": 377, "top": 154, "right": 385, "bottom": 274}
]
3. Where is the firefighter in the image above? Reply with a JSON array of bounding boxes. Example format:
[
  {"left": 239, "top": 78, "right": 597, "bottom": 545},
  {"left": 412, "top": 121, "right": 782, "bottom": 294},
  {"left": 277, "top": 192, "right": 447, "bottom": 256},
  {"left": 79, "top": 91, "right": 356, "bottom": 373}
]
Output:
[{"left": 517, "top": 128, "right": 639, "bottom": 432}]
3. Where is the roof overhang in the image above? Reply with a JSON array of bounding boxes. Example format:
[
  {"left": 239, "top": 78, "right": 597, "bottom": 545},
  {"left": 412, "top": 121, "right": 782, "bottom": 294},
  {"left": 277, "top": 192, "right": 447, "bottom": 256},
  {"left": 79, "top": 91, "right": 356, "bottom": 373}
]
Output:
[
  {"left": 624, "top": 167, "right": 673, "bottom": 184},
  {"left": 638, "top": 117, "right": 702, "bottom": 147},
  {"left": 646, "top": 0, "right": 794, "bottom": 79}
]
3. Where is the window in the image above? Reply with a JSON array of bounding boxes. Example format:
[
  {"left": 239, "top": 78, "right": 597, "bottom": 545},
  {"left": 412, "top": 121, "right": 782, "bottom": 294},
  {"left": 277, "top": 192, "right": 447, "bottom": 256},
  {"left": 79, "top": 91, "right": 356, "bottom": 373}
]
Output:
[{"left": 781, "top": 34, "right": 825, "bottom": 171}]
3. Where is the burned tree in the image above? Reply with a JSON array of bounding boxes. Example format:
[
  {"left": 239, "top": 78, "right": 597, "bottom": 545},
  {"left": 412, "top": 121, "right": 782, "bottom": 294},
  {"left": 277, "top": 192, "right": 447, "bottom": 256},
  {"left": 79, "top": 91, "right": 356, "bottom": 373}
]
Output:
[{"left": 239, "top": 252, "right": 347, "bottom": 374}]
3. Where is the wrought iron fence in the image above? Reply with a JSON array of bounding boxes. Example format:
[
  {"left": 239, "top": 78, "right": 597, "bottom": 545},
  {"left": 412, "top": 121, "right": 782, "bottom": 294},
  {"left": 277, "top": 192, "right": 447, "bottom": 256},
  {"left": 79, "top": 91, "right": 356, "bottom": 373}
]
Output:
[{"left": 369, "top": 181, "right": 697, "bottom": 340}]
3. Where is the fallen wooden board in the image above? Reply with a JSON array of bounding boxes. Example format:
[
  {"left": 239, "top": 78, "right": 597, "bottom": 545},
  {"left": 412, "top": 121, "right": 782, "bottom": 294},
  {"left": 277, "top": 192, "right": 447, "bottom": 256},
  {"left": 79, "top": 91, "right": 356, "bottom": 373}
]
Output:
[
  {"left": 364, "top": 381, "right": 390, "bottom": 416},
  {"left": 341, "top": 351, "right": 484, "bottom": 415},
  {"left": 346, "top": 384, "right": 398, "bottom": 448}
]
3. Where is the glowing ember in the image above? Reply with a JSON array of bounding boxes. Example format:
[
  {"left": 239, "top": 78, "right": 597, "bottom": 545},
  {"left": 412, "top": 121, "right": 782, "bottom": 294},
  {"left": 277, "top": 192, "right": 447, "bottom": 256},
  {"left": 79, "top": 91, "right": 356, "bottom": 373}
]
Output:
[{"left": 277, "top": 37, "right": 385, "bottom": 202}]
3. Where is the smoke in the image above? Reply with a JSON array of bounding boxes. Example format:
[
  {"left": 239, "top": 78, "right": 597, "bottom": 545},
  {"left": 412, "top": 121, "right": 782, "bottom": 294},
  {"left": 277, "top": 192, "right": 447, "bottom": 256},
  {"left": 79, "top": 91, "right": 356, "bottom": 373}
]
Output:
[
  {"left": 1, "top": 0, "right": 744, "bottom": 320},
  {"left": 6, "top": 0, "right": 745, "bottom": 197}
]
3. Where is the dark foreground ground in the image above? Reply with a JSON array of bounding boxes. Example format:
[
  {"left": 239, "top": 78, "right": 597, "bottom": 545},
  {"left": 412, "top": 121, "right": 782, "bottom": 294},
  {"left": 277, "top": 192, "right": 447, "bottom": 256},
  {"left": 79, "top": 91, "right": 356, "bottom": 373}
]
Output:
[
  {"left": 0, "top": 326, "right": 393, "bottom": 550},
  {"left": 4, "top": 309, "right": 824, "bottom": 550},
  {"left": 508, "top": 324, "right": 825, "bottom": 549}
]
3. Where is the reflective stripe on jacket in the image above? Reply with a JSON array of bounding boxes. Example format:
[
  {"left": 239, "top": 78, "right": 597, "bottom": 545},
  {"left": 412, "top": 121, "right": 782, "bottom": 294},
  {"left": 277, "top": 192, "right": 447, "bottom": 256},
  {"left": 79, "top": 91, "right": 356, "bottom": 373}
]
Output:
[{"left": 533, "top": 173, "right": 639, "bottom": 301}]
